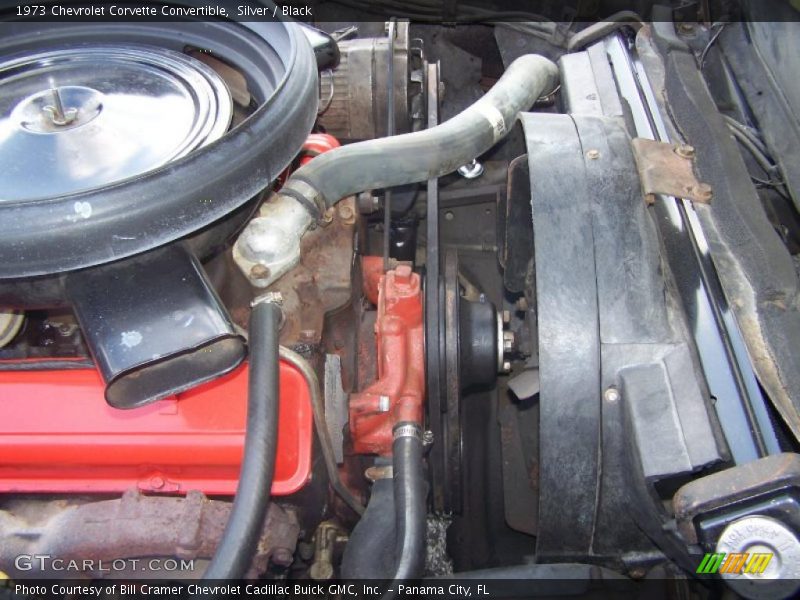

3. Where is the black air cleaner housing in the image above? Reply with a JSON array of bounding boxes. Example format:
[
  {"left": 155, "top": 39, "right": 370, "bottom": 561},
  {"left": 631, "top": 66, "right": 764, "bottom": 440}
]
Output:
[{"left": 0, "top": 15, "right": 319, "bottom": 407}]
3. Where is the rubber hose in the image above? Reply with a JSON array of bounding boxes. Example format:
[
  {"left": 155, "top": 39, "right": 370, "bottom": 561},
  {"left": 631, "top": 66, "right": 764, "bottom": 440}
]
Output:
[
  {"left": 340, "top": 475, "right": 395, "bottom": 578},
  {"left": 390, "top": 425, "right": 427, "bottom": 583},
  {"left": 203, "top": 301, "right": 282, "bottom": 579},
  {"left": 282, "top": 54, "right": 559, "bottom": 211}
]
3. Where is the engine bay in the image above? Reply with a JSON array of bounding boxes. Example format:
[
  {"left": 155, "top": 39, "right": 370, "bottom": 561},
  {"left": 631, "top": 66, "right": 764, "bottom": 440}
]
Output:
[{"left": 1, "top": 2, "right": 800, "bottom": 599}]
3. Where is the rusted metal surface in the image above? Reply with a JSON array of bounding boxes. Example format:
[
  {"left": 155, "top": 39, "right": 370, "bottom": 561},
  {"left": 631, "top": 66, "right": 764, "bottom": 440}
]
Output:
[
  {"left": 349, "top": 263, "right": 425, "bottom": 456},
  {"left": 265, "top": 195, "right": 357, "bottom": 347},
  {"left": 0, "top": 489, "right": 299, "bottom": 577},
  {"left": 673, "top": 453, "right": 800, "bottom": 544},
  {"left": 631, "top": 138, "right": 713, "bottom": 204}
]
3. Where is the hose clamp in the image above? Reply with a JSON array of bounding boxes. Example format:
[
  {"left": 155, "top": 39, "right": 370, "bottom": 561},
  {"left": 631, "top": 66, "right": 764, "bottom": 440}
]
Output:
[
  {"left": 281, "top": 179, "right": 326, "bottom": 221},
  {"left": 393, "top": 422, "right": 423, "bottom": 442},
  {"left": 250, "top": 291, "right": 283, "bottom": 308},
  {"left": 250, "top": 292, "right": 286, "bottom": 329}
]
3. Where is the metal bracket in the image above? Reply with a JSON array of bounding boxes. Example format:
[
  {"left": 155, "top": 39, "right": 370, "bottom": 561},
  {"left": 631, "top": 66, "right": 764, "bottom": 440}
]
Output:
[{"left": 631, "top": 138, "right": 713, "bottom": 204}]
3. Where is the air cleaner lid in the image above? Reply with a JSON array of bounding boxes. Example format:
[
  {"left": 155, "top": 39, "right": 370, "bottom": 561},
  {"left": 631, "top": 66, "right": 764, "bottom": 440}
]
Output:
[{"left": 0, "top": 45, "right": 233, "bottom": 201}]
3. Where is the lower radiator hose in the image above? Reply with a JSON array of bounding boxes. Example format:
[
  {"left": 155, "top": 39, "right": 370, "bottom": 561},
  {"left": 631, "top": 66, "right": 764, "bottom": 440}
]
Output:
[{"left": 203, "top": 300, "right": 282, "bottom": 579}]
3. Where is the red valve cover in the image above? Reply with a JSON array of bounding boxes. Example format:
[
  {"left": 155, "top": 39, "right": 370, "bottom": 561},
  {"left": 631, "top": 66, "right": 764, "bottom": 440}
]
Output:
[{"left": 0, "top": 361, "right": 312, "bottom": 495}]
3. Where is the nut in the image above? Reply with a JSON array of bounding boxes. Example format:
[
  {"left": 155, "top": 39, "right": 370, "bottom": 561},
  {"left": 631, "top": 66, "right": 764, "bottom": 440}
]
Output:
[{"left": 503, "top": 330, "right": 516, "bottom": 353}]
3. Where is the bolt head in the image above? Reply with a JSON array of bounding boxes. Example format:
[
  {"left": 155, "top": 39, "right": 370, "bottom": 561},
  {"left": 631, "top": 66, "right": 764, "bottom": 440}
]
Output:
[
  {"left": 675, "top": 144, "right": 696, "bottom": 158},
  {"left": 586, "top": 149, "right": 601, "bottom": 160},
  {"left": 688, "top": 183, "right": 713, "bottom": 201},
  {"left": 338, "top": 205, "right": 354, "bottom": 220},
  {"left": 502, "top": 331, "right": 516, "bottom": 353},
  {"left": 272, "top": 548, "right": 294, "bottom": 567},
  {"left": 502, "top": 361, "right": 512, "bottom": 373},
  {"left": 604, "top": 387, "right": 620, "bottom": 402},
  {"left": 249, "top": 263, "right": 271, "bottom": 280},
  {"left": 299, "top": 329, "right": 317, "bottom": 342},
  {"left": 457, "top": 159, "right": 484, "bottom": 179}
]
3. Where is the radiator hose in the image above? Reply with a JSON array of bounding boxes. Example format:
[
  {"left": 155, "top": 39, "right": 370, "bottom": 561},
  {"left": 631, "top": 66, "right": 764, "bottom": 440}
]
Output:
[
  {"left": 234, "top": 53, "right": 559, "bottom": 287},
  {"left": 203, "top": 300, "right": 282, "bottom": 579}
]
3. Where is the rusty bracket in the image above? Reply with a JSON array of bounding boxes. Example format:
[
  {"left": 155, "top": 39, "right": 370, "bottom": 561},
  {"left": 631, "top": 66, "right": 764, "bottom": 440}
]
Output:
[{"left": 631, "top": 138, "right": 713, "bottom": 205}]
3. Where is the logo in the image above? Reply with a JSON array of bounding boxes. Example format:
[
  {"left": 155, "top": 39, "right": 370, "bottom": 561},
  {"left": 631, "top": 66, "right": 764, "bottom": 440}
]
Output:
[{"left": 696, "top": 552, "right": 773, "bottom": 575}]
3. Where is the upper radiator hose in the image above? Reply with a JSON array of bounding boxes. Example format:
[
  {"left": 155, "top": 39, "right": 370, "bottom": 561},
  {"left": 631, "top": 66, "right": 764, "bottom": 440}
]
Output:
[{"left": 233, "top": 54, "right": 559, "bottom": 287}]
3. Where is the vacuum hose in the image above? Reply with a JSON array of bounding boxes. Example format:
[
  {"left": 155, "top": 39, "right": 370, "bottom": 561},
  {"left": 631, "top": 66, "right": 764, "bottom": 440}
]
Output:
[
  {"left": 234, "top": 53, "right": 559, "bottom": 287},
  {"left": 203, "top": 300, "right": 282, "bottom": 579}
]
